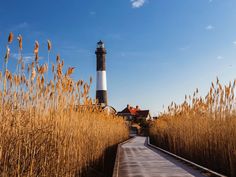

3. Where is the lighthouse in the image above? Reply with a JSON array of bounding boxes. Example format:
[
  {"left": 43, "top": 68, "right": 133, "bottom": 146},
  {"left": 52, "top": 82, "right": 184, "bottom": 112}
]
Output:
[{"left": 95, "top": 40, "right": 108, "bottom": 106}]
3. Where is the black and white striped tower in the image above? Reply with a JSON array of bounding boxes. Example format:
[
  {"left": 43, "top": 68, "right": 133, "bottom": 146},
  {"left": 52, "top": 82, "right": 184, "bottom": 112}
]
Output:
[{"left": 95, "top": 40, "right": 108, "bottom": 105}]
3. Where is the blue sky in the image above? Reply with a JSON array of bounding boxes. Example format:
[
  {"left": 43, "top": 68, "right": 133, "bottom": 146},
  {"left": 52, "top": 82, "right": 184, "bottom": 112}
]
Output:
[{"left": 0, "top": 0, "right": 236, "bottom": 115}]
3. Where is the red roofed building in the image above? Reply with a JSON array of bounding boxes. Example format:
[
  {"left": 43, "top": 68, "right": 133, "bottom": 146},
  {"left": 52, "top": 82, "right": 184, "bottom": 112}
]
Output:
[{"left": 117, "top": 104, "right": 152, "bottom": 121}]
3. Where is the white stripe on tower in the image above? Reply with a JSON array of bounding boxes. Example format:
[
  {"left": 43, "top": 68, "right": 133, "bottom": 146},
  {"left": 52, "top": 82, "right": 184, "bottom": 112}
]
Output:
[{"left": 96, "top": 71, "right": 107, "bottom": 91}]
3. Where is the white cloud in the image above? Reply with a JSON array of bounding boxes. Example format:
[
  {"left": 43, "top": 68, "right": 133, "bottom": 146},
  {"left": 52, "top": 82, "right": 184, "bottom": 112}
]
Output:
[
  {"left": 89, "top": 11, "right": 96, "bottom": 16},
  {"left": 60, "top": 46, "right": 90, "bottom": 55},
  {"left": 179, "top": 46, "right": 190, "bottom": 51},
  {"left": 131, "top": 0, "right": 146, "bottom": 8},
  {"left": 121, "top": 52, "right": 126, "bottom": 57},
  {"left": 11, "top": 53, "right": 43, "bottom": 64},
  {"left": 233, "top": 41, "right": 236, "bottom": 45},
  {"left": 217, "top": 56, "right": 223, "bottom": 60},
  {"left": 10, "top": 22, "right": 29, "bottom": 31},
  {"left": 205, "top": 25, "right": 214, "bottom": 31},
  {"left": 107, "top": 33, "right": 122, "bottom": 40}
]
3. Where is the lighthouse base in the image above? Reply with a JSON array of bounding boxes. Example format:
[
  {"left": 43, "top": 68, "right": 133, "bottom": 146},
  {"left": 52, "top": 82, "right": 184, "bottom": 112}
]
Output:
[{"left": 96, "top": 90, "right": 108, "bottom": 105}]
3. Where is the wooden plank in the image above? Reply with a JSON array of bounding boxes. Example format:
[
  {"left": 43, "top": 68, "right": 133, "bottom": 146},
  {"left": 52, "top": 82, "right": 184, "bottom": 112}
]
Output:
[{"left": 114, "top": 136, "right": 206, "bottom": 177}]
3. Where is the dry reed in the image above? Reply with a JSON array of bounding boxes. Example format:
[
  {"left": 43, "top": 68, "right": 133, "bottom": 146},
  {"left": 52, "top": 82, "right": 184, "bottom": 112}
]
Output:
[
  {"left": 0, "top": 33, "right": 129, "bottom": 177},
  {"left": 149, "top": 79, "right": 236, "bottom": 176}
]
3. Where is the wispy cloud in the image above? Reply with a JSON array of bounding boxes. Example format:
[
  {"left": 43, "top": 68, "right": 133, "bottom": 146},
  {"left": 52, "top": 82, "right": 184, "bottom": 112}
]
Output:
[
  {"left": 11, "top": 53, "right": 43, "bottom": 64},
  {"left": 8, "top": 22, "right": 45, "bottom": 40},
  {"left": 205, "top": 25, "right": 214, "bottom": 31},
  {"left": 233, "top": 41, "right": 236, "bottom": 45},
  {"left": 121, "top": 52, "right": 126, "bottom": 57},
  {"left": 106, "top": 33, "right": 122, "bottom": 40},
  {"left": 89, "top": 11, "right": 96, "bottom": 16},
  {"left": 179, "top": 46, "right": 190, "bottom": 51},
  {"left": 131, "top": 0, "right": 146, "bottom": 8},
  {"left": 60, "top": 46, "right": 91, "bottom": 55},
  {"left": 10, "top": 22, "right": 29, "bottom": 32},
  {"left": 209, "top": 0, "right": 213, "bottom": 3},
  {"left": 217, "top": 56, "right": 223, "bottom": 60}
]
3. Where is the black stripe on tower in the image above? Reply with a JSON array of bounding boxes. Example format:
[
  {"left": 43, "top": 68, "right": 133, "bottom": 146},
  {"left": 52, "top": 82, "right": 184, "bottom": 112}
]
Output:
[
  {"left": 96, "top": 90, "right": 108, "bottom": 105},
  {"left": 96, "top": 48, "right": 106, "bottom": 71}
]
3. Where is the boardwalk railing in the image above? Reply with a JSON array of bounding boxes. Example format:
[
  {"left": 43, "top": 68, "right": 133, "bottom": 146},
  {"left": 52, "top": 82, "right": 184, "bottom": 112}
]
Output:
[
  {"left": 113, "top": 136, "right": 227, "bottom": 177},
  {"left": 147, "top": 137, "right": 227, "bottom": 177}
]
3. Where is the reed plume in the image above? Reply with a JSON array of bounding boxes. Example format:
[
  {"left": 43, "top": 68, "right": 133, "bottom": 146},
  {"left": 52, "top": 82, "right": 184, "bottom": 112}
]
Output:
[{"left": 8, "top": 32, "right": 13, "bottom": 44}]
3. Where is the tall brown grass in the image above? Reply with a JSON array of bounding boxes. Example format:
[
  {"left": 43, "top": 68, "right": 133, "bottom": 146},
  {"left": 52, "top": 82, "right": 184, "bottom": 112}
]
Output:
[
  {"left": 150, "top": 79, "right": 236, "bottom": 176},
  {"left": 0, "top": 33, "right": 129, "bottom": 176}
]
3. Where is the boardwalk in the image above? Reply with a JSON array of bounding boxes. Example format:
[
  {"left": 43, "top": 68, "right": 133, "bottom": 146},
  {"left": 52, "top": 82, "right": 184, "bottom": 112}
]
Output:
[{"left": 113, "top": 136, "right": 205, "bottom": 177}]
